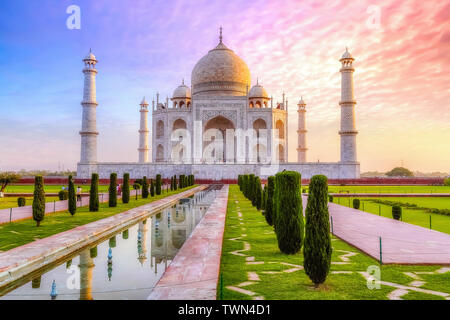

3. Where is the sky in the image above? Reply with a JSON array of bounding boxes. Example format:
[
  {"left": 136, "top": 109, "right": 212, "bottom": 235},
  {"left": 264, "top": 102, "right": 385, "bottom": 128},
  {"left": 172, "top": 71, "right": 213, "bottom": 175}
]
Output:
[{"left": 0, "top": 0, "right": 449, "bottom": 173}]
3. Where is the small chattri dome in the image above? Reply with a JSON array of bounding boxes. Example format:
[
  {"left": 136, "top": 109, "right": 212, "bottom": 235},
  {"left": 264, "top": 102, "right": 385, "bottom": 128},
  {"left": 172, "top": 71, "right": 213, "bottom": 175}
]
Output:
[
  {"left": 248, "top": 83, "right": 268, "bottom": 99},
  {"left": 341, "top": 48, "right": 353, "bottom": 60},
  {"left": 298, "top": 97, "right": 306, "bottom": 105},
  {"left": 84, "top": 49, "right": 97, "bottom": 61},
  {"left": 172, "top": 81, "right": 191, "bottom": 99}
]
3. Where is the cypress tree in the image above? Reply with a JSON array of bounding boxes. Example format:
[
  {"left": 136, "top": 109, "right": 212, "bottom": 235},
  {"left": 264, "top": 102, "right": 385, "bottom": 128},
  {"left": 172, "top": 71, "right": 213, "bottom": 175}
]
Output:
[
  {"left": 265, "top": 176, "right": 275, "bottom": 226},
  {"left": 261, "top": 184, "right": 267, "bottom": 211},
  {"left": 170, "top": 177, "right": 174, "bottom": 191},
  {"left": 32, "top": 175, "right": 45, "bottom": 227},
  {"left": 109, "top": 173, "right": 118, "bottom": 207},
  {"left": 303, "top": 175, "right": 332, "bottom": 287},
  {"left": 248, "top": 174, "right": 255, "bottom": 201},
  {"left": 122, "top": 173, "right": 130, "bottom": 204},
  {"left": 274, "top": 171, "right": 304, "bottom": 254},
  {"left": 142, "top": 176, "right": 149, "bottom": 198},
  {"left": 89, "top": 173, "right": 99, "bottom": 211},
  {"left": 68, "top": 175, "right": 76, "bottom": 216},
  {"left": 174, "top": 175, "right": 178, "bottom": 190},
  {"left": 179, "top": 175, "right": 184, "bottom": 189},
  {"left": 156, "top": 174, "right": 162, "bottom": 195},
  {"left": 238, "top": 175, "right": 242, "bottom": 190},
  {"left": 254, "top": 177, "right": 263, "bottom": 210},
  {"left": 150, "top": 179, "right": 155, "bottom": 197},
  {"left": 192, "top": 175, "right": 195, "bottom": 185}
]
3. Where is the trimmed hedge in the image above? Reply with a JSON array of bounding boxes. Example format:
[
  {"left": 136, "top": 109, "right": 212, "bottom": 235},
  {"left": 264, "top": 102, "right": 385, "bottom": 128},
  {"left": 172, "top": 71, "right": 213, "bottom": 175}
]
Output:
[
  {"left": 17, "top": 197, "right": 26, "bottom": 207},
  {"left": 353, "top": 199, "right": 360, "bottom": 210},
  {"left": 328, "top": 195, "right": 333, "bottom": 203},
  {"left": 122, "top": 173, "right": 130, "bottom": 204},
  {"left": 303, "top": 175, "right": 332, "bottom": 286},
  {"left": 68, "top": 175, "right": 76, "bottom": 216},
  {"left": 109, "top": 173, "right": 118, "bottom": 207},
  {"left": 254, "top": 176, "right": 262, "bottom": 210},
  {"left": 274, "top": 171, "right": 304, "bottom": 254},
  {"left": 58, "top": 190, "right": 68, "bottom": 200},
  {"left": 265, "top": 176, "right": 275, "bottom": 226},
  {"left": 392, "top": 206, "right": 402, "bottom": 220},
  {"left": 89, "top": 173, "right": 99, "bottom": 212},
  {"left": 32, "top": 176, "right": 45, "bottom": 227},
  {"left": 150, "top": 179, "right": 155, "bottom": 197},
  {"left": 142, "top": 176, "right": 149, "bottom": 198},
  {"left": 156, "top": 174, "right": 162, "bottom": 195}
]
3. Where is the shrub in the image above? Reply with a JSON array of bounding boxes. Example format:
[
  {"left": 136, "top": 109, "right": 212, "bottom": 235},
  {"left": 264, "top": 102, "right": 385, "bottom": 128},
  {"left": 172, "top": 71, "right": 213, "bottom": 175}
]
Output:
[
  {"left": 142, "top": 176, "right": 149, "bottom": 198},
  {"left": 68, "top": 175, "right": 76, "bottom": 216},
  {"left": 265, "top": 176, "right": 275, "bottom": 226},
  {"left": 150, "top": 179, "right": 155, "bottom": 197},
  {"left": 302, "top": 188, "right": 307, "bottom": 194},
  {"left": 90, "top": 246, "right": 98, "bottom": 258},
  {"left": 156, "top": 174, "right": 162, "bottom": 195},
  {"left": 122, "top": 173, "right": 130, "bottom": 204},
  {"left": 386, "top": 167, "right": 413, "bottom": 177},
  {"left": 191, "top": 175, "right": 195, "bottom": 185},
  {"left": 303, "top": 175, "right": 332, "bottom": 287},
  {"left": 179, "top": 175, "right": 185, "bottom": 189},
  {"left": 134, "top": 179, "right": 143, "bottom": 186},
  {"left": 353, "top": 199, "right": 360, "bottom": 210},
  {"left": 89, "top": 173, "right": 99, "bottom": 212},
  {"left": 170, "top": 177, "right": 174, "bottom": 191},
  {"left": 58, "top": 190, "right": 68, "bottom": 200},
  {"left": 444, "top": 178, "right": 450, "bottom": 186},
  {"left": 238, "top": 175, "right": 242, "bottom": 190},
  {"left": 392, "top": 206, "right": 402, "bottom": 220},
  {"left": 328, "top": 195, "right": 333, "bottom": 203},
  {"left": 17, "top": 197, "right": 26, "bottom": 207},
  {"left": 32, "top": 176, "right": 45, "bottom": 227},
  {"left": 173, "top": 175, "right": 177, "bottom": 190},
  {"left": 274, "top": 171, "right": 304, "bottom": 254},
  {"left": 109, "top": 173, "right": 118, "bottom": 207}
]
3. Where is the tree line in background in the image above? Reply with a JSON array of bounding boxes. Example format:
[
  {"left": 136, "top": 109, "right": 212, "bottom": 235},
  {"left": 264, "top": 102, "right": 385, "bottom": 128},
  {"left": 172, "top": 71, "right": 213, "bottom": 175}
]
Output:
[
  {"left": 238, "top": 172, "right": 332, "bottom": 288},
  {"left": 29, "top": 173, "right": 195, "bottom": 227}
]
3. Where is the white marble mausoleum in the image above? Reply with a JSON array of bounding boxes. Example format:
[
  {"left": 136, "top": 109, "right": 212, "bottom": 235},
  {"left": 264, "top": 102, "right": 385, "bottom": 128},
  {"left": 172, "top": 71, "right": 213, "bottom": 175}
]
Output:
[{"left": 77, "top": 31, "right": 360, "bottom": 180}]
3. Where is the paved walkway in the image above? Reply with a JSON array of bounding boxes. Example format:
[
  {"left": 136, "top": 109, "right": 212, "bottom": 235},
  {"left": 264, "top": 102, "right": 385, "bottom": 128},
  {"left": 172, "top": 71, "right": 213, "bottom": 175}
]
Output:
[
  {"left": 312, "top": 197, "right": 450, "bottom": 264},
  {"left": 0, "top": 186, "right": 206, "bottom": 287},
  {"left": 148, "top": 185, "right": 229, "bottom": 300}
]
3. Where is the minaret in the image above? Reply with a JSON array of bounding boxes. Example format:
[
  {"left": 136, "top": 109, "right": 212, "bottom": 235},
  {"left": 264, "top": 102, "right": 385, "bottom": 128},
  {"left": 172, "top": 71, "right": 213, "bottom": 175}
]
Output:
[
  {"left": 80, "top": 50, "right": 99, "bottom": 163},
  {"left": 297, "top": 98, "right": 307, "bottom": 163},
  {"left": 339, "top": 48, "right": 358, "bottom": 163},
  {"left": 138, "top": 97, "right": 149, "bottom": 163}
]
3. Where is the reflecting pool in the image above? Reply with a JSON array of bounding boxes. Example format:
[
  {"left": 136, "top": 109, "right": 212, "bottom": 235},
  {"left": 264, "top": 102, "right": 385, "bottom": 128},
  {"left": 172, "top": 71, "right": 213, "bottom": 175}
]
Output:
[{"left": 0, "top": 187, "right": 219, "bottom": 300}]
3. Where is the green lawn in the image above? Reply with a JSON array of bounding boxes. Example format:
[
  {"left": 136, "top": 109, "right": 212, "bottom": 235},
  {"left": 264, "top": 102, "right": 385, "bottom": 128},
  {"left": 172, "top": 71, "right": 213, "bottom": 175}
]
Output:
[
  {"left": 332, "top": 197, "right": 450, "bottom": 234},
  {"left": 326, "top": 185, "right": 450, "bottom": 194},
  {"left": 0, "top": 196, "right": 59, "bottom": 210},
  {"left": 218, "top": 185, "right": 450, "bottom": 300},
  {"left": 0, "top": 186, "right": 196, "bottom": 252},
  {"left": 3, "top": 184, "right": 110, "bottom": 194}
]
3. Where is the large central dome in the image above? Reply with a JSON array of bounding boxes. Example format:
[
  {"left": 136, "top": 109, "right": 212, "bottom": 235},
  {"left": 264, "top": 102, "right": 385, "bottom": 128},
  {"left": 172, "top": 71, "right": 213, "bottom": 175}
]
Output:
[{"left": 191, "top": 40, "right": 251, "bottom": 97}]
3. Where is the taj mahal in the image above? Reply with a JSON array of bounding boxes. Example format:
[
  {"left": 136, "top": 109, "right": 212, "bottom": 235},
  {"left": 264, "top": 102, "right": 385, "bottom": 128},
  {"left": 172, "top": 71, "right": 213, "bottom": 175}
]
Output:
[{"left": 77, "top": 30, "right": 360, "bottom": 180}]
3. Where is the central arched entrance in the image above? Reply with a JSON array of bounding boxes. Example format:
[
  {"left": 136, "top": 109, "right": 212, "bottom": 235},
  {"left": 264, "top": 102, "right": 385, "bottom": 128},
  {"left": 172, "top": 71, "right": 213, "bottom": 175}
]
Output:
[{"left": 203, "top": 116, "right": 235, "bottom": 163}]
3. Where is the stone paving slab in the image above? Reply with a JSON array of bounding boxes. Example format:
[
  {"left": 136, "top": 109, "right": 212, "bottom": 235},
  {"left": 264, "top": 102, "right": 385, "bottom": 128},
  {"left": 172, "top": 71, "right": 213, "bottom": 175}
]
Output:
[
  {"left": 148, "top": 185, "right": 229, "bottom": 300},
  {"left": 0, "top": 186, "right": 206, "bottom": 288},
  {"left": 306, "top": 196, "right": 450, "bottom": 264}
]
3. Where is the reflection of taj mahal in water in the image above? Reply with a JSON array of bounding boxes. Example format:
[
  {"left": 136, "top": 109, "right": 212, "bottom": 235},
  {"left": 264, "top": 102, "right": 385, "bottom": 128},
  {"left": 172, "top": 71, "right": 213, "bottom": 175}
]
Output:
[{"left": 77, "top": 29, "right": 360, "bottom": 179}]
